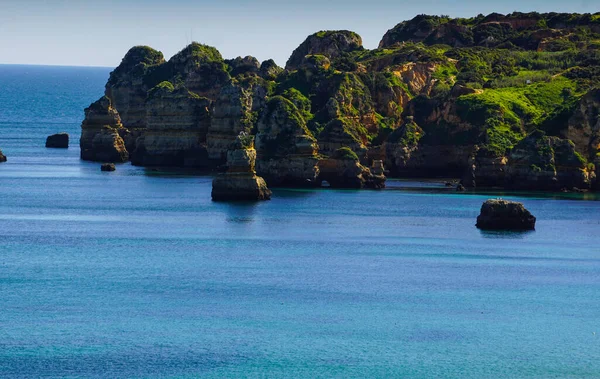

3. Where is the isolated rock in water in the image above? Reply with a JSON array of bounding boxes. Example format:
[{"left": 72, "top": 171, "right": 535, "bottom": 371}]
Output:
[
  {"left": 101, "top": 163, "right": 116, "bottom": 172},
  {"left": 46, "top": 133, "right": 69, "bottom": 148},
  {"left": 0, "top": 149, "right": 6, "bottom": 162},
  {"left": 80, "top": 96, "right": 129, "bottom": 163},
  {"left": 476, "top": 199, "right": 536, "bottom": 230},
  {"left": 211, "top": 134, "right": 272, "bottom": 201}
]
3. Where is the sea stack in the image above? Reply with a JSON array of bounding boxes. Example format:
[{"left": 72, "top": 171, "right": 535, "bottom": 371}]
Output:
[
  {"left": 211, "top": 133, "right": 272, "bottom": 201},
  {"left": 0, "top": 148, "right": 6, "bottom": 162},
  {"left": 80, "top": 96, "right": 129, "bottom": 163},
  {"left": 46, "top": 133, "right": 69, "bottom": 148},
  {"left": 476, "top": 199, "right": 536, "bottom": 231}
]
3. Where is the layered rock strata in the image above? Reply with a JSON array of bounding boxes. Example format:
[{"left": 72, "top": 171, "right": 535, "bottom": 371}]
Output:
[
  {"left": 80, "top": 96, "right": 129, "bottom": 163},
  {"left": 255, "top": 96, "right": 320, "bottom": 186},
  {"left": 132, "top": 83, "right": 211, "bottom": 167}
]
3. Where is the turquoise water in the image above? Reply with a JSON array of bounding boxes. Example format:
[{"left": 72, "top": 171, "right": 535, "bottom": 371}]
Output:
[{"left": 1, "top": 65, "right": 599, "bottom": 378}]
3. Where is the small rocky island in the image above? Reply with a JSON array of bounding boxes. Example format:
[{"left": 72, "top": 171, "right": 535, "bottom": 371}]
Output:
[
  {"left": 476, "top": 199, "right": 536, "bottom": 230},
  {"left": 0, "top": 148, "right": 6, "bottom": 162},
  {"left": 212, "top": 133, "right": 272, "bottom": 201},
  {"left": 80, "top": 12, "right": 600, "bottom": 192},
  {"left": 46, "top": 133, "right": 69, "bottom": 148}
]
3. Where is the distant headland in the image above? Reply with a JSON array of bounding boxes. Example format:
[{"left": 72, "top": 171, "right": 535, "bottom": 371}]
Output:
[{"left": 74, "top": 12, "right": 600, "bottom": 192}]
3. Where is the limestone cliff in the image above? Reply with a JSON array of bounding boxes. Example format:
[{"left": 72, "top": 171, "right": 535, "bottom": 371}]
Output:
[
  {"left": 80, "top": 96, "right": 129, "bottom": 163},
  {"left": 207, "top": 79, "right": 268, "bottom": 162},
  {"left": 132, "top": 82, "right": 211, "bottom": 167},
  {"left": 565, "top": 88, "right": 600, "bottom": 160},
  {"left": 83, "top": 12, "right": 600, "bottom": 192},
  {"left": 505, "top": 131, "right": 591, "bottom": 190},
  {"left": 255, "top": 96, "right": 320, "bottom": 186}
]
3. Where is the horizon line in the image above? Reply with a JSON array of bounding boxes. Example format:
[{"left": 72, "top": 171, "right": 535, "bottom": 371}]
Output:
[{"left": 0, "top": 63, "right": 115, "bottom": 69}]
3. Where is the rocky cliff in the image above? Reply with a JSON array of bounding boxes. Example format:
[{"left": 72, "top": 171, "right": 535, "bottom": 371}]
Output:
[
  {"left": 83, "top": 12, "right": 600, "bottom": 191},
  {"left": 132, "top": 82, "right": 211, "bottom": 167}
]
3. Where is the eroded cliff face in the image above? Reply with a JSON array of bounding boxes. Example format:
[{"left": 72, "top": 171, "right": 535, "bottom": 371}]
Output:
[
  {"left": 255, "top": 96, "right": 320, "bottom": 186},
  {"left": 505, "top": 131, "right": 591, "bottom": 190},
  {"left": 132, "top": 84, "right": 212, "bottom": 167},
  {"left": 207, "top": 80, "right": 268, "bottom": 162},
  {"left": 80, "top": 96, "right": 129, "bottom": 163},
  {"left": 566, "top": 89, "right": 600, "bottom": 159}
]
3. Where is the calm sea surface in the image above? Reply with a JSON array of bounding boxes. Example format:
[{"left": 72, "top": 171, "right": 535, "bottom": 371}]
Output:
[{"left": 0, "top": 64, "right": 599, "bottom": 378}]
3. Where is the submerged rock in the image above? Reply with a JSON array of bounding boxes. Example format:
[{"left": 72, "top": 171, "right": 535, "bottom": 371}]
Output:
[
  {"left": 476, "top": 199, "right": 536, "bottom": 231},
  {"left": 101, "top": 163, "right": 116, "bottom": 172},
  {"left": 46, "top": 133, "right": 69, "bottom": 148},
  {"left": 211, "top": 134, "right": 272, "bottom": 201},
  {"left": 0, "top": 149, "right": 6, "bottom": 162},
  {"left": 80, "top": 96, "right": 129, "bottom": 163}
]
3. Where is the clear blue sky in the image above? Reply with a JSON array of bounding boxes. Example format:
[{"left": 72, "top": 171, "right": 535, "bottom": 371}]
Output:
[{"left": 0, "top": 0, "right": 597, "bottom": 68}]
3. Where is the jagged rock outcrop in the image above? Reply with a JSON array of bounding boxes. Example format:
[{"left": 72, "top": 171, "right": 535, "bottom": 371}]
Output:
[
  {"left": 166, "top": 43, "right": 231, "bottom": 99},
  {"left": 211, "top": 134, "right": 272, "bottom": 201},
  {"left": 286, "top": 30, "right": 363, "bottom": 70},
  {"left": 259, "top": 59, "right": 283, "bottom": 80},
  {"left": 317, "top": 147, "right": 386, "bottom": 189},
  {"left": 255, "top": 96, "right": 320, "bottom": 186},
  {"left": 0, "top": 149, "right": 6, "bottom": 162},
  {"left": 105, "top": 46, "right": 165, "bottom": 130},
  {"left": 505, "top": 131, "right": 591, "bottom": 190},
  {"left": 226, "top": 56, "right": 260, "bottom": 77},
  {"left": 476, "top": 199, "right": 536, "bottom": 231},
  {"left": 132, "top": 82, "right": 211, "bottom": 167},
  {"left": 80, "top": 96, "right": 129, "bottom": 163},
  {"left": 46, "top": 133, "right": 69, "bottom": 148}
]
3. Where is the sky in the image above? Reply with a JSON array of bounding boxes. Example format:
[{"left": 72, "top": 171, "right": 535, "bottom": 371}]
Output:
[{"left": 0, "top": 0, "right": 597, "bottom": 68}]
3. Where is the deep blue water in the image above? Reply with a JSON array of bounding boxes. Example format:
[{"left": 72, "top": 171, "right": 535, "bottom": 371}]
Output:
[{"left": 0, "top": 64, "right": 599, "bottom": 378}]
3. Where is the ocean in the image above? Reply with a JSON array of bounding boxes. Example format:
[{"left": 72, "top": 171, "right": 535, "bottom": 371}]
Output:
[{"left": 0, "top": 64, "right": 599, "bottom": 378}]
